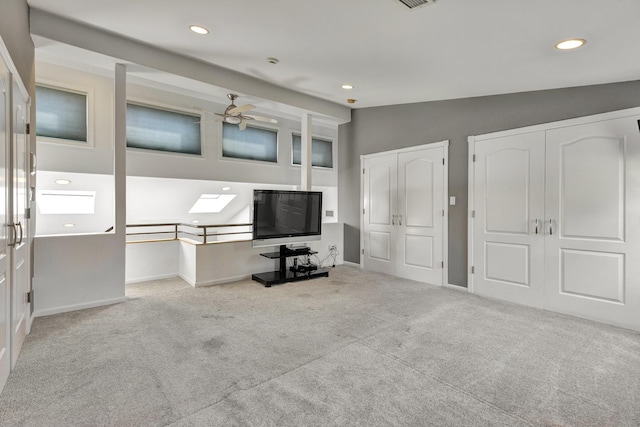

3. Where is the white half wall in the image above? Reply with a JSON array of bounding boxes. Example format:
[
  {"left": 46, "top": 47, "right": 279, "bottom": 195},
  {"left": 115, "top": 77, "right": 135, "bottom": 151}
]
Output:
[
  {"left": 125, "top": 240, "right": 179, "bottom": 283},
  {"left": 178, "top": 241, "right": 197, "bottom": 286},
  {"left": 193, "top": 241, "right": 276, "bottom": 287},
  {"left": 125, "top": 222, "right": 345, "bottom": 287},
  {"left": 34, "top": 234, "right": 125, "bottom": 317}
]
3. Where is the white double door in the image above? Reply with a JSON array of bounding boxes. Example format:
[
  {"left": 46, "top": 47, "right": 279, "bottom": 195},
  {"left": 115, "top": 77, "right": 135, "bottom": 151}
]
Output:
[
  {"left": 363, "top": 143, "right": 447, "bottom": 285},
  {"left": 0, "top": 46, "right": 31, "bottom": 394},
  {"left": 471, "top": 113, "right": 640, "bottom": 331}
]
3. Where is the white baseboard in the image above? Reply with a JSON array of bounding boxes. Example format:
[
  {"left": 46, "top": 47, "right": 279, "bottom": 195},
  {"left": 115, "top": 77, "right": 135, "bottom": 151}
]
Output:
[
  {"left": 34, "top": 297, "right": 126, "bottom": 318},
  {"left": 193, "top": 274, "right": 252, "bottom": 287},
  {"left": 445, "top": 283, "right": 469, "bottom": 292},
  {"left": 178, "top": 273, "right": 196, "bottom": 287},
  {"left": 342, "top": 261, "right": 361, "bottom": 268},
  {"left": 125, "top": 273, "right": 178, "bottom": 284}
]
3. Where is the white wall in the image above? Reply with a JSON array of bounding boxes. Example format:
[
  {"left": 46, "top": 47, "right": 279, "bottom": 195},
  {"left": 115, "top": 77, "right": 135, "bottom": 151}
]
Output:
[
  {"left": 125, "top": 240, "right": 179, "bottom": 283},
  {"left": 34, "top": 234, "right": 125, "bottom": 316}
]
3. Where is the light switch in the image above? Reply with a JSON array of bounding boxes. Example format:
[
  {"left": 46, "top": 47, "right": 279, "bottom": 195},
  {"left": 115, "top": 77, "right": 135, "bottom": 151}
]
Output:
[{"left": 449, "top": 196, "right": 456, "bottom": 206}]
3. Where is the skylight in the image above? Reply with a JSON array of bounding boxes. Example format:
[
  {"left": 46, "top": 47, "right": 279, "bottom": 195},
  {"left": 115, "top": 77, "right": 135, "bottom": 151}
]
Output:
[
  {"left": 37, "top": 190, "right": 96, "bottom": 214},
  {"left": 188, "top": 194, "right": 236, "bottom": 213}
]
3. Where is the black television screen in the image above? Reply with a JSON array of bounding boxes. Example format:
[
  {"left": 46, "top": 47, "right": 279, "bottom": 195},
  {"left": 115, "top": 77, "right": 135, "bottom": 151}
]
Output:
[{"left": 253, "top": 190, "right": 322, "bottom": 244}]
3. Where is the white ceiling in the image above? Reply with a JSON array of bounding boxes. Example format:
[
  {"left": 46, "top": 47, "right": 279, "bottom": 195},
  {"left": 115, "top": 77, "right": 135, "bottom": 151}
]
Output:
[{"left": 27, "top": 0, "right": 640, "bottom": 109}]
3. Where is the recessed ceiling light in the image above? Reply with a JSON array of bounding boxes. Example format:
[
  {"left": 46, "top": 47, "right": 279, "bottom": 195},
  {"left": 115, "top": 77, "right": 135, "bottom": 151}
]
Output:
[
  {"left": 63, "top": 223, "right": 75, "bottom": 228},
  {"left": 341, "top": 84, "right": 354, "bottom": 90},
  {"left": 189, "top": 25, "right": 209, "bottom": 35},
  {"left": 266, "top": 57, "right": 279, "bottom": 65},
  {"left": 55, "top": 179, "right": 71, "bottom": 185},
  {"left": 555, "top": 38, "right": 586, "bottom": 50},
  {"left": 222, "top": 186, "right": 231, "bottom": 191},
  {"left": 192, "top": 220, "right": 200, "bottom": 224},
  {"left": 347, "top": 99, "right": 357, "bottom": 104}
]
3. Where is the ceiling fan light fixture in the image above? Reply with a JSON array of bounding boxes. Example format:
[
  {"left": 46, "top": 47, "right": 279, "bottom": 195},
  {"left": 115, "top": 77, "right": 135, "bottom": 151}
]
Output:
[
  {"left": 224, "top": 116, "right": 242, "bottom": 125},
  {"left": 555, "top": 38, "right": 586, "bottom": 50},
  {"left": 189, "top": 25, "right": 209, "bottom": 35}
]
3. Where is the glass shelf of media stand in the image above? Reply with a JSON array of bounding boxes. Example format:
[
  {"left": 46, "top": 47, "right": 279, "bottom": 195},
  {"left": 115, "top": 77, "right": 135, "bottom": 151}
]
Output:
[{"left": 252, "top": 245, "right": 329, "bottom": 287}]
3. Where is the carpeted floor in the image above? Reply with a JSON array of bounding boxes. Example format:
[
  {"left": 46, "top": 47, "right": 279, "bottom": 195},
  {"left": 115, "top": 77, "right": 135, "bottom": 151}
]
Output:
[{"left": 1, "top": 266, "right": 639, "bottom": 426}]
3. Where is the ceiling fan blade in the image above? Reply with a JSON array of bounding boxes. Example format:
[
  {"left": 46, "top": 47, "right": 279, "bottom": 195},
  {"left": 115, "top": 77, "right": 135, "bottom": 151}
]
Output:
[
  {"left": 244, "top": 114, "right": 278, "bottom": 124},
  {"left": 228, "top": 104, "right": 255, "bottom": 114},
  {"left": 239, "top": 120, "right": 247, "bottom": 131}
]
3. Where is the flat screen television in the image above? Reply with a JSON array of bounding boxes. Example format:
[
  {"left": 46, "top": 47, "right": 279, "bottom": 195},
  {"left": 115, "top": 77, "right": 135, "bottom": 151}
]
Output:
[{"left": 252, "top": 190, "right": 322, "bottom": 247}]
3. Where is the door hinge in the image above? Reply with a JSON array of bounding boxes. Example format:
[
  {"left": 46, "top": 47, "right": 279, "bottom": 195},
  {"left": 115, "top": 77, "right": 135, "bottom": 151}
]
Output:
[
  {"left": 361, "top": 249, "right": 364, "bottom": 255},
  {"left": 26, "top": 290, "right": 33, "bottom": 304},
  {"left": 442, "top": 158, "right": 445, "bottom": 165},
  {"left": 471, "top": 266, "right": 475, "bottom": 274},
  {"left": 363, "top": 168, "right": 365, "bottom": 174},
  {"left": 471, "top": 210, "right": 475, "bottom": 218},
  {"left": 442, "top": 209, "right": 445, "bottom": 217},
  {"left": 25, "top": 207, "right": 30, "bottom": 219},
  {"left": 441, "top": 261, "right": 444, "bottom": 268},
  {"left": 472, "top": 154, "right": 476, "bottom": 162},
  {"left": 26, "top": 123, "right": 30, "bottom": 134},
  {"left": 363, "top": 208, "right": 365, "bottom": 215}
]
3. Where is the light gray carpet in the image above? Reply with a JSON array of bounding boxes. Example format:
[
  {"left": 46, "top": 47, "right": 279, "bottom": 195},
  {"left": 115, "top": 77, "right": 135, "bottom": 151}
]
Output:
[{"left": 1, "top": 266, "right": 639, "bottom": 426}]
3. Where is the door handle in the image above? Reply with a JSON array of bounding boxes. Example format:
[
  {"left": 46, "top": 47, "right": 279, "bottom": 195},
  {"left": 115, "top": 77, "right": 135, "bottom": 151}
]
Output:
[
  {"left": 534, "top": 219, "right": 539, "bottom": 235},
  {"left": 8, "top": 224, "right": 17, "bottom": 247},
  {"left": 398, "top": 215, "right": 403, "bottom": 226},
  {"left": 17, "top": 221, "right": 23, "bottom": 245},
  {"left": 392, "top": 214, "right": 396, "bottom": 225},
  {"left": 549, "top": 219, "right": 553, "bottom": 236}
]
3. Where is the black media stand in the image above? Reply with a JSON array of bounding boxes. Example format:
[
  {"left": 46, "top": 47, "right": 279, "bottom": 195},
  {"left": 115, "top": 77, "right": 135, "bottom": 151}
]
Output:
[{"left": 252, "top": 245, "right": 329, "bottom": 287}]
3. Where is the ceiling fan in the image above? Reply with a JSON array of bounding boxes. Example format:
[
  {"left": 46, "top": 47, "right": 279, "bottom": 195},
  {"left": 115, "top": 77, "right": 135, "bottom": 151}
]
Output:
[{"left": 205, "top": 93, "right": 278, "bottom": 130}]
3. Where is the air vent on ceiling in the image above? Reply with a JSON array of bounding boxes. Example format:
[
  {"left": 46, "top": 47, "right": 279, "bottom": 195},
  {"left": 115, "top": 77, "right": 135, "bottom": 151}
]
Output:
[{"left": 397, "top": 0, "right": 437, "bottom": 9}]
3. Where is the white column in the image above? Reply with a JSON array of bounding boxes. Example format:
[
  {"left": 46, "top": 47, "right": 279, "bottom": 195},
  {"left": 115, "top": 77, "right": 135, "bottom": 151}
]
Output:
[
  {"left": 114, "top": 64, "right": 127, "bottom": 283},
  {"left": 301, "top": 112, "right": 312, "bottom": 191}
]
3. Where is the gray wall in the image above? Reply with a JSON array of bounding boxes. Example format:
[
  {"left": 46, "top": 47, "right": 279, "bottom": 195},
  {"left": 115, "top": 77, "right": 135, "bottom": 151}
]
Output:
[
  {"left": 0, "top": 0, "right": 34, "bottom": 86},
  {"left": 339, "top": 80, "right": 640, "bottom": 286}
]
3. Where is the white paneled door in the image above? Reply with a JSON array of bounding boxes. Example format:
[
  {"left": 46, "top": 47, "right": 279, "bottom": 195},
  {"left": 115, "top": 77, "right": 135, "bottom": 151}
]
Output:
[
  {"left": 471, "top": 110, "right": 640, "bottom": 331},
  {"left": 10, "top": 81, "right": 28, "bottom": 368},
  {"left": 544, "top": 118, "right": 640, "bottom": 329},
  {"left": 363, "top": 142, "right": 447, "bottom": 285},
  {"left": 396, "top": 149, "right": 445, "bottom": 283},
  {"left": 472, "top": 132, "right": 546, "bottom": 308},
  {"left": 0, "top": 53, "right": 10, "bottom": 393},
  {"left": 363, "top": 153, "right": 397, "bottom": 274}
]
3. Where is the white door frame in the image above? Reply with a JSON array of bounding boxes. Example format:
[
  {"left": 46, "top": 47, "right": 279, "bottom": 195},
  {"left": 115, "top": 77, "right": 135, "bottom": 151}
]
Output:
[{"left": 360, "top": 140, "right": 449, "bottom": 286}]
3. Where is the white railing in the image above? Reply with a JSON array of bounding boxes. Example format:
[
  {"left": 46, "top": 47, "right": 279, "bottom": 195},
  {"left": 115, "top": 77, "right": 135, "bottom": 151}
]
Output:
[{"left": 126, "top": 222, "right": 252, "bottom": 245}]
